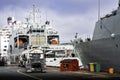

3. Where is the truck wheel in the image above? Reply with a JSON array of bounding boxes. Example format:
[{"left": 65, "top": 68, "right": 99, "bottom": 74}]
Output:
[{"left": 26, "top": 69, "right": 32, "bottom": 73}]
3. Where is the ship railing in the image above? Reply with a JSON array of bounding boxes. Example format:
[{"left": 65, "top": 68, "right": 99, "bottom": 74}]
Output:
[
  {"left": 73, "top": 35, "right": 92, "bottom": 44},
  {"left": 78, "top": 34, "right": 92, "bottom": 42}
]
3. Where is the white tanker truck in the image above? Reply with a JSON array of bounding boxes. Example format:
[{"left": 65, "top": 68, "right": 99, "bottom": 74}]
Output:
[{"left": 19, "top": 48, "right": 46, "bottom": 72}]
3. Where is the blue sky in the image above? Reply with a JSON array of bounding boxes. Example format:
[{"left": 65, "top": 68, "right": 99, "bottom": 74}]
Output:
[{"left": 0, "top": 0, "right": 118, "bottom": 42}]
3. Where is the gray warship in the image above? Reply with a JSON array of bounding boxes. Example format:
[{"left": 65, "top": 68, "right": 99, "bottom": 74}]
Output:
[{"left": 73, "top": 0, "right": 120, "bottom": 72}]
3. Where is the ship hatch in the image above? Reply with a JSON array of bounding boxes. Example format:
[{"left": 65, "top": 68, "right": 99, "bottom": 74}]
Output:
[{"left": 14, "top": 35, "right": 29, "bottom": 49}]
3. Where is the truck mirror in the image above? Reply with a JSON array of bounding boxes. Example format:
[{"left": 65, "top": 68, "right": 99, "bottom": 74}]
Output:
[{"left": 40, "top": 54, "right": 44, "bottom": 59}]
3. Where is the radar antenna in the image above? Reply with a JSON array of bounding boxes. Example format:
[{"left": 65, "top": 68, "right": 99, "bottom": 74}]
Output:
[{"left": 75, "top": 33, "right": 78, "bottom": 39}]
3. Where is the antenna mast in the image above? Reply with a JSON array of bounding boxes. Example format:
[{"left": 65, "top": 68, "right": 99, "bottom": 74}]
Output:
[
  {"left": 33, "top": 5, "right": 35, "bottom": 23},
  {"left": 98, "top": 0, "right": 101, "bottom": 20}
]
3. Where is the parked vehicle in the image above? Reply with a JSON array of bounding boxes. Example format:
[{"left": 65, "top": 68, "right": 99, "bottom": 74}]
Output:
[{"left": 19, "top": 48, "right": 46, "bottom": 72}]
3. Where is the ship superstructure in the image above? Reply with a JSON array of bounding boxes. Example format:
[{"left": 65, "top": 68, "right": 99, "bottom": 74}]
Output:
[
  {"left": 0, "top": 5, "right": 77, "bottom": 66},
  {"left": 0, "top": 27, "right": 11, "bottom": 62},
  {"left": 0, "top": 5, "right": 83, "bottom": 67},
  {"left": 8, "top": 19, "right": 60, "bottom": 63},
  {"left": 73, "top": 0, "right": 120, "bottom": 72}
]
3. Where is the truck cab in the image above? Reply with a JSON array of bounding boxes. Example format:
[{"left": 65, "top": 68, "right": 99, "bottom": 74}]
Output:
[{"left": 19, "top": 48, "right": 46, "bottom": 72}]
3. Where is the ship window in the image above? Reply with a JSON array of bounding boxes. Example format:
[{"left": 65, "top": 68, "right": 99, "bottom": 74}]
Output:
[
  {"left": 41, "top": 30, "right": 44, "bottom": 32},
  {"left": 4, "top": 46, "right": 7, "bottom": 48},
  {"left": 76, "top": 41, "right": 78, "bottom": 44},
  {"left": 37, "top": 30, "right": 40, "bottom": 32},
  {"left": 32, "top": 30, "right": 36, "bottom": 32},
  {"left": 3, "top": 49, "right": 6, "bottom": 51},
  {"left": 80, "top": 39, "right": 83, "bottom": 42}
]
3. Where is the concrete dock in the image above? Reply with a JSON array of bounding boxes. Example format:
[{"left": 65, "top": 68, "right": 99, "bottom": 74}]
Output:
[{"left": 0, "top": 65, "right": 120, "bottom": 80}]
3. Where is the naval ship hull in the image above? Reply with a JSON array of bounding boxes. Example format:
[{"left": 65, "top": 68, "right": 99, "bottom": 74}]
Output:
[
  {"left": 75, "top": 35, "right": 120, "bottom": 71},
  {"left": 73, "top": 0, "right": 120, "bottom": 72}
]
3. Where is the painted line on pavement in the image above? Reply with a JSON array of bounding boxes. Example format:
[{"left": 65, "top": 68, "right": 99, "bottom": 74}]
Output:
[
  {"left": 73, "top": 72, "right": 109, "bottom": 78},
  {"left": 17, "top": 69, "right": 43, "bottom": 80}
]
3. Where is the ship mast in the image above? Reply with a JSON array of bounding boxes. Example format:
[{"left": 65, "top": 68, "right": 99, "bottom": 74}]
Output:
[
  {"left": 33, "top": 5, "right": 35, "bottom": 23},
  {"left": 118, "top": 0, "right": 120, "bottom": 7},
  {"left": 98, "top": 0, "right": 101, "bottom": 20}
]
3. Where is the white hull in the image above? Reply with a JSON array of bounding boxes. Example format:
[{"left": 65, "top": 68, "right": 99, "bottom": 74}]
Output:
[{"left": 46, "top": 57, "right": 82, "bottom": 67}]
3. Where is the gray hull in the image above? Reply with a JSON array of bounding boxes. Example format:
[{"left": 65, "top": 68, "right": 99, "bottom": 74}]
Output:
[
  {"left": 73, "top": 0, "right": 120, "bottom": 72},
  {"left": 75, "top": 35, "right": 120, "bottom": 71}
]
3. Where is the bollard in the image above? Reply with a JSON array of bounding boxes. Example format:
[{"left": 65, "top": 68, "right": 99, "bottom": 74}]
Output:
[{"left": 88, "top": 63, "right": 94, "bottom": 72}]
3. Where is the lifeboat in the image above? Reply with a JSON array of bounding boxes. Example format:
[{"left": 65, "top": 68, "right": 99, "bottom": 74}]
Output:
[
  {"left": 51, "top": 39, "right": 58, "bottom": 45},
  {"left": 16, "top": 39, "right": 23, "bottom": 45}
]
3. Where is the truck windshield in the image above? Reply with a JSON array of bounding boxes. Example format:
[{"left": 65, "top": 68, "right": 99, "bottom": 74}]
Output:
[{"left": 29, "top": 53, "right": 41, "bottom": 61}]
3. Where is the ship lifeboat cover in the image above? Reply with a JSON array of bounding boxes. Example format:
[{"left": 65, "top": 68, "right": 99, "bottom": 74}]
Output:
[
  {"left": 16, "top": 39, "right": 23, "bottom": 45},
  {"left": 51, "top": 39, "right": 58, "bottom": 45}
]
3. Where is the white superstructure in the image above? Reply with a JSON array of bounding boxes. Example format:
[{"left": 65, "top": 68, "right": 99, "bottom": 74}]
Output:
[
  {"left": 0, "top": 27, "right": 11, "bottom": 58},
  {"left": 0, "top": 5, "right": 82, "bottom": 67}
]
